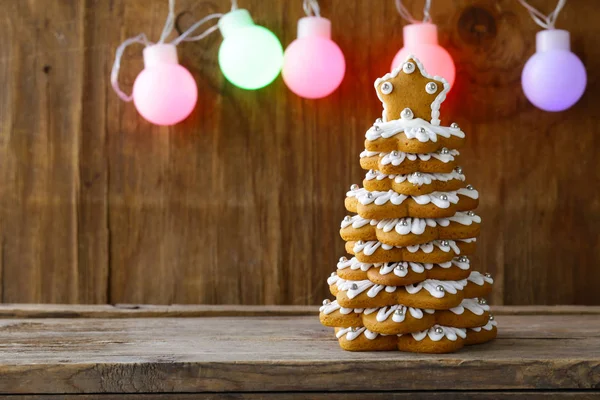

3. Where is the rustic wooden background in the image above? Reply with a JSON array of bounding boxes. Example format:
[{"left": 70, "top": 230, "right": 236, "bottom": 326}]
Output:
[{"left": 0, "top": 0, "right": 598, "bottom": 306}]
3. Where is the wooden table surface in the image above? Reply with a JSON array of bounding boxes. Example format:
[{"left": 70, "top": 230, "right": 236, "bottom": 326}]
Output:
[{"left": 0, "top": 305, "right": 598, "bottom": 399}]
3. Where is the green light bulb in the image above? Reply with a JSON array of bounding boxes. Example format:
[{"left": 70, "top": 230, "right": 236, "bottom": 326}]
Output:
[{"left": 218, "top": 9, "right": 283, "bottom": 90}]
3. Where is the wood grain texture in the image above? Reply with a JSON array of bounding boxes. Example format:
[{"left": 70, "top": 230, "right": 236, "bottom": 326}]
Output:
[
  {"left": 0, "top": 312, "right": 598, "bottom": 394},
  {"left": 0, "top": 0, "right": 599, "bottom": 305},
  {"left": 2, "top": 393, "right": 600, "bottom": 400},
  {"left": 0, "top": 304, "right": 598, "bottom": 318}
]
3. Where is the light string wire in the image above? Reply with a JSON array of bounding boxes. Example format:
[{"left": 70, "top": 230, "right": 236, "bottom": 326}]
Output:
[
  {"left": 111, "top": 0, "right": 224, "bottom": 102},
  {"left": 303, "top": 0, "right": 321, "bottom": 17},
  {"left": 518, "top": 0, "right": 567, "bottom": 30},
  {"left": 395, "top": 0, "right": 432, "bottom": 24}
]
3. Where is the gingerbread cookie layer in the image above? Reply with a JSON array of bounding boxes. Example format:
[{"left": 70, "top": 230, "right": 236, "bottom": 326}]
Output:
[
  {"left": 341, "top": 212, "right": 481, "bottom": 247},
  {"left": 345, "top": 186, "right": 479, "bottom": 220}
]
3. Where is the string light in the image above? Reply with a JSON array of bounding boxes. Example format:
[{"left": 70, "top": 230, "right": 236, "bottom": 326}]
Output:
[
  {"left": 519, "top": 0, "right": 586, "bottom": 112},
  {"left": 111, "top": 0, "right": 221, "bottom": 126},
  {"left": 218, "top": 0, "right": 283, "bottom": 90},
  {"left": 391, "top": 0, "right": 455, "bottom": 88},
  {"left": 282, "top": 0, "right": 346, "bottom": 99}
]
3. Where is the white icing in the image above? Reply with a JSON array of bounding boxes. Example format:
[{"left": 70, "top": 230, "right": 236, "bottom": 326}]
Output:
[
  {"left": 467, "top": 271, "right": 494, "bottom": 286},
  {"left": 377, "top": 217, "right": 436, "bottom": 235},
  {"left": 409, "top": 325, "right": 467, "bottom": 342},
  {"left": 405, "top": 279, "right": 466, "bottom": 298},
  {"left": 423, "top": 257, "right": 470, "bottom": 271},
  {"left": 446, "top": 211, "right": 482, "bottom": 225},
  {"left": 457, "top": 186, "right": 479, "bottom": 199},
  {"left": 337, "top": 257, "right": 377, "bottom": 272},
  {"left": 360, "top": 150, "right": 380, "bottom": 158},
  {"left": 334, "top": 278, "right": 397, "bottom": 299},
  {"left": 393, "top": 170, "right": 465, "bottom": 186},
  {"left": 375, "top": 304, "right": 434, "bottom": 323},
  {"left": 374, "top": 212, "right": 480, "bottom": 237},
  {"left": 353, "top": 240, "right": 461, "bottom": 256},
  {"left": 406, "top": 240, "right": 460, "bottom": 255},
  {"left": 365, "top": 118, "right": 464, "bottom": 143},
  {"left": 319, "top": 300, "right": 364, "bottom": 315},
  {"left": 379, "top": 261, "right": 425, "bottom": 276},
  {"left": 379, "top": 149, "right": 459, "bottom": 166},
  {"left": 412, "top": 191, "right": 459, "bottom": 209},
  {"left": 353, "top": 240, "right": 391, "bottom": 256},
  {"left": 327, "top": 273, "right": 341, "bottom": 286},
  {"left": 336, "top": 327, "right": 383, "bottom": 341},
  {"left": 449, "top": 298, "right": 490, "bottom": 316},
  {"left": 374, "top": 56, "right": 451, "bottom": 125},
  {"left": 470, "top": 319, "right": 498, "bottom": 332},
  {"left": 340, "top": 215, "right": 377, "bottom": 229},
  {"left": 348, "top": 187, "right": 466, "bottom": 209}
]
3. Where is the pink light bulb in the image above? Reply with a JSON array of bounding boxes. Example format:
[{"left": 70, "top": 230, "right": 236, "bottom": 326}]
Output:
[
  {"left": 283, "top": 17, "right": 345, "bottom": 99},
  {"left": 132, "top": 44, "right": 198, "bottom": 126},
  {"left": 391, "top": 23, "right": 455, "bottom": 88},
  {"left": 521, "top": 30, "right": 586, "bottom": 112}
]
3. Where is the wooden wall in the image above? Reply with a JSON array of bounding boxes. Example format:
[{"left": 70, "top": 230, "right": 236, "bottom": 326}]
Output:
[{"left": 0, "top": 0, "right": 598, "bottom": 305}]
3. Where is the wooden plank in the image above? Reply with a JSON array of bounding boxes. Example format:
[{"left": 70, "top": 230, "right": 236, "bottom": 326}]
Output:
[
  {"left": 0, "top": 0, "right": 109, "bottom": 302},
  {"left": 1, "top": 0, "right": 600, "bottom": 305},
  {"left": 0, "top": 314, "right": 598, "bottom": 393},
  {"left": 2, "top": 392, "right": 599, "bottom": 399},
  {"left": 0, "top": 304, "right": 598, "bottom": 318}
]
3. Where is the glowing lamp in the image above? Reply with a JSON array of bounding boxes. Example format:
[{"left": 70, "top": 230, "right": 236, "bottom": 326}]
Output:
[
  {"left": 218, "top": 9, "right": 283, "bottom": 90},
  {"left": 132, "top": 44, "right": 197, "bottom": 126},
  {"left": 391, "top": 23, "right": 455, "bottom": 87},
  {"left": 521, "top": 29, "right": 586, "bottom": 112},
  {"left": 283, "top": 16, "right": 345, "bottom": 99}
]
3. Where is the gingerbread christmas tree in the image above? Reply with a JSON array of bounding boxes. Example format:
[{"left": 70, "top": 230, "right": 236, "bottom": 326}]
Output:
[{"left": 319, "top": 56, "right": 497, "bottom": 353}]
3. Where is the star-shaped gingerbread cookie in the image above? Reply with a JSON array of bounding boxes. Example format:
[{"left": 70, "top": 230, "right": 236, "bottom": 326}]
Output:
[{"left": 374, "top": 56, "right": 450, "bottom": 125}]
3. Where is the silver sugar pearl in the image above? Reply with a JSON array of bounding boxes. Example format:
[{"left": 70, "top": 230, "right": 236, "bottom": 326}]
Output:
[
  {"left": 350, "top": 184, "right": 359, "bottom": 191},
  {"left": 489, "top": 314, "right": 495, "bottom": 321},
  {"left": 440, "top": 240, "right": 449, "bottom": 247},
  {"left": 350, "top": 283, "right": 359, "bottom": 290},
  {"left": 400, "top": 220, "right": 408, "bottom": 226},
  {"left": 455, "top": 166, "right": 463, "bottom": 174},
  {"left": 436, "top": 285, "right": 445, "bottom": 292},
  {"left": 369, "top": 169, "right": 376, "bottom": 175},
  {"left": 440, "top": 194, "right": 448, "bottom": 201},
  {"left": 485, "top": 273, "right": 492, "bottom": 278},
  {"left": 351, "top": 326, "right": 359, "bottom": 332},
  {"left": 440, "top": 147, "right": 449, "bottom": 155},
  {"left": 343, "top": 216, "right": 351, "bottom": 222},
  {"left": 450, "top": 122, "right": 459, "bottom": 129},
  {"left": 339, "top": 256, "right": 348, "bottom": 262},
  {"left": 458, "top": 256, "right": 468, "bottom": 263},
  {"left": 395, "top": 265, "right": 406, "bottom": 272},
  {"left": 402, "top": 61, "right": 415, "bottom": 74},
  {"left": 381, "top": 81, "right": 393, "bottom": 94},
  {"left": 322, "top": 299, "right": 331, "bottom": 305},
  {"left": 426, "top": 82, "right": 438, "bottom": 94},
  {"left": 434, "top": 327, "right": 444, "bottom": 334},
  {"left": 394, "top": 308, "right": 404, "bottom": 316},
  {"left": 419, "top": 127, "right": 426, "bottom": 134},
  {"left": 392, "top": 151, "right": 399, "bottom": 157},
  {"left": 478, "top": 298, "right": 487, "bottom": 305},
  {"left": 366, "top": 192, "right": 373, "bottom": 199},
  {"left": 414, "top": 172, "right": 422, "bottom": 177},
  {"left": 357, "top": 240, "right": 364, "bottom": 245},
  {"left": 466, "top": 184, "right": 474, "bottom": 190},
  {"left": 467, "top": 211, "right": 475, "bottom": 216},
  {"left": 374, "top": 125, "right": 380, "bottom": 131},
  {"left": 401, "top": 108, "right": 414, "bottom": 120}
]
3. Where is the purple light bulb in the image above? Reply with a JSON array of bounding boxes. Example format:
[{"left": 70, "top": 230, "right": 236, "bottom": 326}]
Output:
[{"left": 521, "top": 30, "right": 586, "bottom": 112}]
